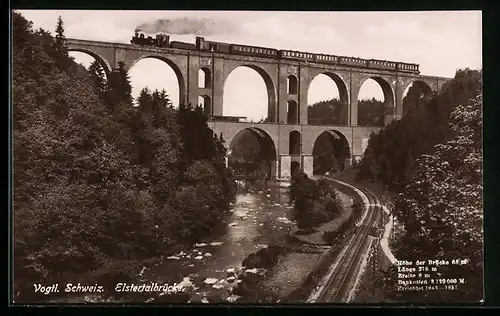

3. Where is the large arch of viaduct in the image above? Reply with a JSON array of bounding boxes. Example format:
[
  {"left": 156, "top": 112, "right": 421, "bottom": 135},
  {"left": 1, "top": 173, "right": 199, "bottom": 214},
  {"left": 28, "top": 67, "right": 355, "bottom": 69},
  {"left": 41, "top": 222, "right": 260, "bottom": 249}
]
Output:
[{"left": 66, "top": 38, "right": 451, "bottom": 179}]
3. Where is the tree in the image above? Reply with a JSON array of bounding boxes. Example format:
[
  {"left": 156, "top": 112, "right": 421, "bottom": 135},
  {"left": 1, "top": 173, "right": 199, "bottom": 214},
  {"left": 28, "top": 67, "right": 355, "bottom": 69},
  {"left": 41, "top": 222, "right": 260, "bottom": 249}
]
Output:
[
  {"left": 51, "top": 15, "right": 71, "bottom": 70},
  {"left": 116, "top": 61, "right": 132, "bottom": 104},
  {"left": 356, "top": 69, "right": 482, "bottom": 191},
  {"left": 386, "top": 83, "right": 483, "bottom": 302},
  {"left": 13, "top": 12, "right": 236, "bottom": 302},
  {"left": 289, "top": 172, "right": 342, "bottom": 229},
  {"left": 307, "top": 98, "right": 345, "bottom": 125},
  {"left": 105, "top": 61, "right": 133, "bottom": 108},
  {"left": 13, "top": 12, "right": 157, "bottom": 300},
  {"left": 88, "top": 60, "right": 107, "bottom": 98},
  {"left": 229, "top": 130, "right": 262, "bottom": 174},
  {"left": 357, "top": 97, "right": 385, "bottom": 126}
]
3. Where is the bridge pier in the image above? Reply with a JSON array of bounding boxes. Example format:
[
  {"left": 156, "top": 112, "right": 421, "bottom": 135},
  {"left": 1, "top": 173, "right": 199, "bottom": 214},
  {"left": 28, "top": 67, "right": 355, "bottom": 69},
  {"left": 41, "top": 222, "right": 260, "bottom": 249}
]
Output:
[
  {"left": 302, "top": 155, "right": 314, "bottom": 178},
  {"left": 271, "top": 160, "right": 278, "bottom": 179},
  {"left": 279, "top": 155, "right": 292, "bottom": 180}
]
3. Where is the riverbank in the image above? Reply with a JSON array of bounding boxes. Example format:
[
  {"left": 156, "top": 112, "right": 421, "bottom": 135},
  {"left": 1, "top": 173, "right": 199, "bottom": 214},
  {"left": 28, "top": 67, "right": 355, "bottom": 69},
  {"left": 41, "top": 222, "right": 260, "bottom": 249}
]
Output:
[
  {"left": 212, "top": 176, "right": 360, "bottom": 302},
  {"left": 43, "top": 182, "right": 299, "bottom": 304},
  {"left": 245, "top": 175, "right": 363, "bottom": 302}
]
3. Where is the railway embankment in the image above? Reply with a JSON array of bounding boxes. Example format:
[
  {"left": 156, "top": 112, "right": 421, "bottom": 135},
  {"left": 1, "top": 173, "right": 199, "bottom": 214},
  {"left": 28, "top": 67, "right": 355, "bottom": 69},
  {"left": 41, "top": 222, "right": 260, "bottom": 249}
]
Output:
[
  {"left": 278, "top": 177, "right": 367, "bottom": 302},
  {"left": 329, "top": 169, "right": 399, "bottom": 303},
  {"left": 329, "top": 169, "right": 398, "bottom": 264}
]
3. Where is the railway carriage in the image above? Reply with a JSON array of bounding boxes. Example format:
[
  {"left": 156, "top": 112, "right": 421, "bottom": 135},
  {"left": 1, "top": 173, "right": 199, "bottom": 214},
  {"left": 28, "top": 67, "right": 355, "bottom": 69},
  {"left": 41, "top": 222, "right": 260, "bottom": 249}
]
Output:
[
  {"left": 196, "top": 36, "right": 230, "bottom": 53},
  {"left": 397, "top": 62, "right": 420, "bottom": 74},
  {"left": 230, "top": 44, "right": 278, "bottom": 58},
  {"left": 131, "top": 33, "right": 421, "bottom": 75},
  {"left": 169, "top": 41, "right": 196, "bottom": 50},
  {"left": 367, "top": 59, "right": 397, "bottom": 71},
  {"left": 339, "top": 56, "right": 368, "bottom": 68},
  {"left": 314, "top": 53, "right": 339, "bottom": 64},
  {"left": 210, "top": 41, "right": 231, "bottom": 54},
  {"left": 279, "top": 50, "right": 315, "bottom": 62}
]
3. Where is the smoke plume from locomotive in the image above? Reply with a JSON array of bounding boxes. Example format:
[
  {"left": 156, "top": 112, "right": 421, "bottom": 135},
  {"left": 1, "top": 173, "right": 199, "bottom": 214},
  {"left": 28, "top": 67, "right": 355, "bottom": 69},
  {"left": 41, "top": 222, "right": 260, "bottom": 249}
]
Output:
[{"left": 134, "top": 17, "right": 235, "bottom": 36}]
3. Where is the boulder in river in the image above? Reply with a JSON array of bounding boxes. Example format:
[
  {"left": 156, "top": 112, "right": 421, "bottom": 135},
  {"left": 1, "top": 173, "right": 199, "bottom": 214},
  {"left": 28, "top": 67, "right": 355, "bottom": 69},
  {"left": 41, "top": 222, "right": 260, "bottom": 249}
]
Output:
[
  {"left": 277, "top": 216, "right": 293, "bottom": 224},
  {"left": 204, "top": 278, "right": 218, "bottom": 285},
  {"left": 167, "top": 255, "right": 180, "bottom": 260}
]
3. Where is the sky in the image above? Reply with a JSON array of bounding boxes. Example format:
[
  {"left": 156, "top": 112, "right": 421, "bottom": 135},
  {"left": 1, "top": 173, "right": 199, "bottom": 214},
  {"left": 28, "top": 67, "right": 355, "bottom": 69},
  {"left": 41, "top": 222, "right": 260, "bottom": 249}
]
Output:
[{"left": 16, "top": 10, "right": 482, "bottom": 121}]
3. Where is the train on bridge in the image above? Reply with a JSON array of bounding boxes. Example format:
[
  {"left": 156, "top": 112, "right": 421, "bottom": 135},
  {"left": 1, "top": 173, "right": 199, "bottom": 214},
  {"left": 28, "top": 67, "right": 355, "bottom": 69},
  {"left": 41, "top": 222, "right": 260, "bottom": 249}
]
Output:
[{"left": 130, "top": 32, "right": 420, "bottom": 74}]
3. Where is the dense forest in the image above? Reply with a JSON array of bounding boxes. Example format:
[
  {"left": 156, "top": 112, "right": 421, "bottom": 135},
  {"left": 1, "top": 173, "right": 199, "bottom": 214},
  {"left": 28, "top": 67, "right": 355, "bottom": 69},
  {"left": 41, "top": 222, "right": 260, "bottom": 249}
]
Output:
[
  {"left": 12, "top": 13, "right": 235, "bottom": 301},
  {"left": 356, "top": 69, "right": 482, "bottom": 191},
  {"left": 308, "top": 97, "right": 385, "bottom": 126},
  {"left": 387, "top": 87, "right": 483, "bottom": 302},
  {"left": 228, "top": 130, "right": 267, "bottom": 176},
  {"left": 354, "top": 69, "right": 483, "bottom": 301}
]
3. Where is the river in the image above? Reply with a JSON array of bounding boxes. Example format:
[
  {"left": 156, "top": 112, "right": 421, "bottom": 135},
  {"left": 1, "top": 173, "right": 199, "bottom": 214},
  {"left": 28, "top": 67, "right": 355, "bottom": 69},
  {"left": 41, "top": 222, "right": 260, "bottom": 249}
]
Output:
[{"left": 80, "top": 180, "right": 300, "bottom": 303}]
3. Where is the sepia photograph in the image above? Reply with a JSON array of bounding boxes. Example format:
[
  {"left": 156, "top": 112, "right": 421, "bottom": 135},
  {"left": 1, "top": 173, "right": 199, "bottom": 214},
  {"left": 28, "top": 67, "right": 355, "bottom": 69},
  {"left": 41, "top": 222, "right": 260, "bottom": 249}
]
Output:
[{"left": 11, "top": 9, "right": 483, "bottom": 304}]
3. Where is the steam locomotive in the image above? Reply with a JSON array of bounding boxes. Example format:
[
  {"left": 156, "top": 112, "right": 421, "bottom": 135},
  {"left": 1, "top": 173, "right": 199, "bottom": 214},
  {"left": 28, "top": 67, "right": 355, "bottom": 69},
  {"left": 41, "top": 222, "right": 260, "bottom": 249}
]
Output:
[
  {"left": 130, "top": 32, "right": 419, "bottom": 74},
  {"left": 130, "top": 32, "right": 197, "bottom": 50}
]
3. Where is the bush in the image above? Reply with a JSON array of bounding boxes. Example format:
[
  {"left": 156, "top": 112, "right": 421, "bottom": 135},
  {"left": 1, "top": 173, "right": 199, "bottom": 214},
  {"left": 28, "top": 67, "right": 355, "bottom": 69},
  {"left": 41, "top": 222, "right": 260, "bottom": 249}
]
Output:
[
  {"left": 242, "top": 246, "right": 285, "bottom": 270},
  {"left": 289, "top": 172, "right": 342, "bottom": 229}
]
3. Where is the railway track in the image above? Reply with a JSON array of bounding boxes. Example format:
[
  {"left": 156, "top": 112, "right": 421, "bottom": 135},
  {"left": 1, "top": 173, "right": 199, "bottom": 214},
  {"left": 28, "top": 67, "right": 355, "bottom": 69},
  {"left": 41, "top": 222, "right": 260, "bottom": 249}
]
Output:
[{"left": 308, "top": 179, "right": 383, "bottom": 303}]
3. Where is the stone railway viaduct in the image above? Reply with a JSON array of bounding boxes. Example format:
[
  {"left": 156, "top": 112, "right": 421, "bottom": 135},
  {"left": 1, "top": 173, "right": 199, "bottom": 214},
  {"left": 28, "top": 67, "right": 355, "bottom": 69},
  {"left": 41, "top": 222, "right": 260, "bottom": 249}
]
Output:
[{"left": 65, "top": 38, "right": 450, "bottom": 179}]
